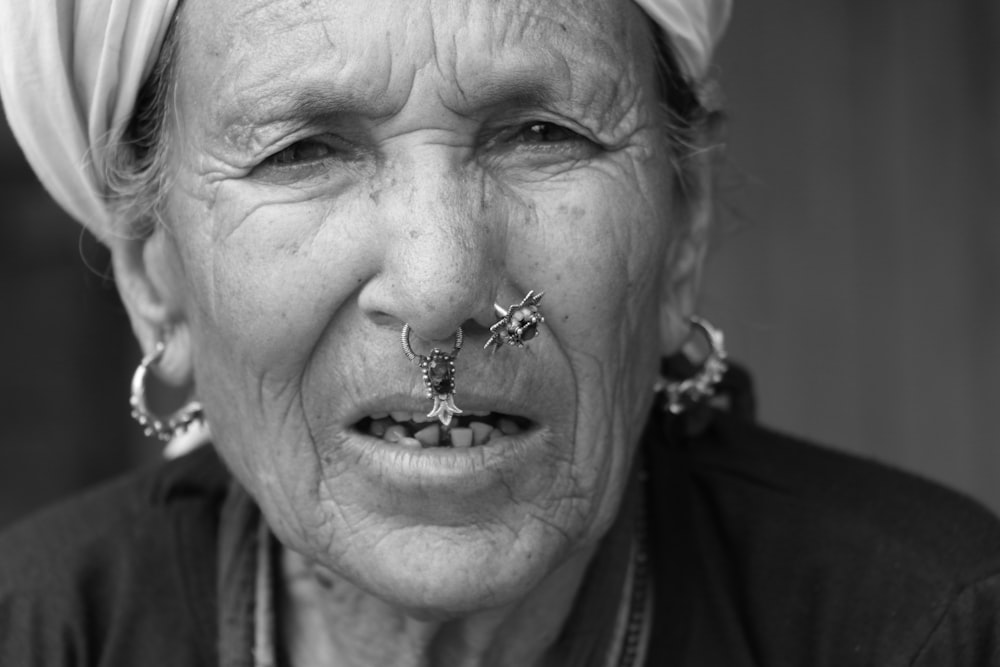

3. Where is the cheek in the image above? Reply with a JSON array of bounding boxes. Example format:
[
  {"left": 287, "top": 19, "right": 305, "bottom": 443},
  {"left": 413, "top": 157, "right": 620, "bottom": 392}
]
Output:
[
  {"left": 173, "top": 183, "right": 373, "bottom": 374},
  {"left": 514, "top": 160, "right": 672, "bottom": 525},
  {"left": 527, "top": 161, "right": 671, "bottom": 378},
  {"left": 164, "top": 183, "right": 381, "bottom": 486}
]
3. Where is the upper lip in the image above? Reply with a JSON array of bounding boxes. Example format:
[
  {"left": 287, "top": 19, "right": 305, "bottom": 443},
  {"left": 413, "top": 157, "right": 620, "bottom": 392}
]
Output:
[{"left": 344, "top": 389, "right": 542, "bottom": 426}]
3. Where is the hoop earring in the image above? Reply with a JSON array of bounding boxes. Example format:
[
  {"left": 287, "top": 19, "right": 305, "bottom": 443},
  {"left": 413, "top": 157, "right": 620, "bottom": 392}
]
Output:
[
  {"left": 654, "top": 316, "right": 728, "bottom": 415},
  {"left": 130, "top": 341, "right": 205, "bottom": 441}
]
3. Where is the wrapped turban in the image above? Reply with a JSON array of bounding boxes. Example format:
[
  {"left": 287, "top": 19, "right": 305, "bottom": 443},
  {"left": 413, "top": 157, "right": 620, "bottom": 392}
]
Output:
[{"left": 0, "top": 0, "right": 731, "bottom": 241}]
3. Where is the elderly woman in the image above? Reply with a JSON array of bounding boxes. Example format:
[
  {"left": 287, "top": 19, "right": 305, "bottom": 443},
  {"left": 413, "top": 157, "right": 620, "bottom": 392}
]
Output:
[{"left": 2, "top": 0, "right": 1000, "bottom": 664}]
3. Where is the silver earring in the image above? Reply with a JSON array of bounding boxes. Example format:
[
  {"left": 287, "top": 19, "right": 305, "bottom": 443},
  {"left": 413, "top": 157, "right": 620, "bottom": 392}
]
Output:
[
  {"left": 401, "top": 325, "right": 464, "bottom": 426},
  {"left": 484, "top": 290, "right": 545, "bottom": 353},
  {"left": 130, "top": 341, "right": 205, "bottom": 441},
  {"left": 654, "top": 316, "right": 728, "bottom": 415}
]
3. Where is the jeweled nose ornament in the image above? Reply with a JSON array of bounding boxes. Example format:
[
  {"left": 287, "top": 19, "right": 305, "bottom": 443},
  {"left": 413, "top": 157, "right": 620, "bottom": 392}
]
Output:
[
  {"left": 484, "top": 290, "right": 545, "bottom": 353},
  {"left": 401, "top": 324, "right": 464, "bottom": 427}
]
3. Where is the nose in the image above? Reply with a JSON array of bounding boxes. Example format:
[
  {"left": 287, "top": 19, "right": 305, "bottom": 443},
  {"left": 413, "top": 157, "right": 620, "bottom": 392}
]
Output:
[{"left": 358, "top": 157, "right": 504, "bottom": 347}]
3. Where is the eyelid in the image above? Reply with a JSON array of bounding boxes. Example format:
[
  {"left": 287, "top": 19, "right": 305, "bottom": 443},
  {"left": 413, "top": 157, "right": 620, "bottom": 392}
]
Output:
[
  {"left": 261, "top": 135, "right": 340, "bottom": 164},
  {"left": 247, "top": 131, "right": 372, "bottom": 183},
  {"left": 481, "top": 120, "right": 604, "bottom": 161},
  {"left": 483, "top": 112, "right": 607, "bottom": 149}
]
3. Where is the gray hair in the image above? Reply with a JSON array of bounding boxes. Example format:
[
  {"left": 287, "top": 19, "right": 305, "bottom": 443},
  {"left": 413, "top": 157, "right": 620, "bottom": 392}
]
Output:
[{"left": 102, "top": 7, "right": 183, "bottom": 238}]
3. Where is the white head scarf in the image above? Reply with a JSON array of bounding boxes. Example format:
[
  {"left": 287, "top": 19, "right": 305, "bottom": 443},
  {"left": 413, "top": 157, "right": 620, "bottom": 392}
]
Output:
[
  {"left": 0, "top": 0, "right": 731, "bottom": 241},
  {"left": 634, "top": 0, "right": 731, "bottom": 82}
]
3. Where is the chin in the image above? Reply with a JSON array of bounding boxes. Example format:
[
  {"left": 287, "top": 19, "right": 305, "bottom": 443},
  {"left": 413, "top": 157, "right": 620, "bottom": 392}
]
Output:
[{"left": 318, "top": 519, "right": 581, "bottom": 618}]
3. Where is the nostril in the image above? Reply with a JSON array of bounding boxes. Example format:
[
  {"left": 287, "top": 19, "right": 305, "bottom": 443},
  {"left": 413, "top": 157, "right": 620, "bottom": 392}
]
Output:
[
  {"left": 403, "top": 325, "right": 465, "bottom": 358},
  {"left": 368, "top": 311, "right": 401, "bottom": 330},
  {"left": 459, "top": 318, "right": 491, "bottom": 339}
]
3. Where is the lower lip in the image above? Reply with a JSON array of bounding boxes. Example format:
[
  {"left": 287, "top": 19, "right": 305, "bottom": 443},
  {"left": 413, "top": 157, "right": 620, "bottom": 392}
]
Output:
[{"left": 342, "top": 427, "right": 543, "bottom": 493}]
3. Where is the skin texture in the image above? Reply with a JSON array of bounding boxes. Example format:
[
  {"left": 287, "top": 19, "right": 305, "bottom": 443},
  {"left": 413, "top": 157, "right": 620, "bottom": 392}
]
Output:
[{"left": 110, "top": 0, "right": 709, "bottom": 663}]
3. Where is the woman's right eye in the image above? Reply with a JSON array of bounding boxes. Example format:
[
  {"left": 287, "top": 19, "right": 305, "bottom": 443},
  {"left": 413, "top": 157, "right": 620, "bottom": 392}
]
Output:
[
  {"left": 249, "top": 135, "right": 366, "bottom": 183},
  {"left": 261, "top": 138, "right": 338, "bottom": 168}
]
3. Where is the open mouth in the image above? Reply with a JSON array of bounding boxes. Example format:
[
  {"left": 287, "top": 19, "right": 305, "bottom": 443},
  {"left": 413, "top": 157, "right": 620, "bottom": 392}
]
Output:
[{"left": 355, "top": 411, "right": 533, "bottom": 448}]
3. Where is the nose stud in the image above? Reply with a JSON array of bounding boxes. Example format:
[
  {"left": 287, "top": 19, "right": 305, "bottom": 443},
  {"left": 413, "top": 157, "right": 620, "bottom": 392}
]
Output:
[
  {"left": 401, "top": 324, "right": 464, "bottom": 427},
  {"left": 484, "top": 290, "right": 545, "bottom": 353}
]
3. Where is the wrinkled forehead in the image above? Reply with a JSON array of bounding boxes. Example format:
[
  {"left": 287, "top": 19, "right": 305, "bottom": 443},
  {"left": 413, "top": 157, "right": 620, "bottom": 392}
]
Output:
[{"left": 176, "top": 0, "right": 657, "bottom": 117}]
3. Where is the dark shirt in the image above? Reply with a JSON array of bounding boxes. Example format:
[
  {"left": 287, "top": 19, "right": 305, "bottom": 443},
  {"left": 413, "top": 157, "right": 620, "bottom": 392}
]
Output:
[{"left": 2, "top": 412, "right": 999, "bottom": 665}]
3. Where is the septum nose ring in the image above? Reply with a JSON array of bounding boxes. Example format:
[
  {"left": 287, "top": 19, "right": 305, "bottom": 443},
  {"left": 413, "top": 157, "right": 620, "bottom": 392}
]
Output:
[
  {"left": 484, "top": 290, "right": 545, "bottom": 353},
  {"left": 401, "top": 324, "right": 464, "bottom": 427}
]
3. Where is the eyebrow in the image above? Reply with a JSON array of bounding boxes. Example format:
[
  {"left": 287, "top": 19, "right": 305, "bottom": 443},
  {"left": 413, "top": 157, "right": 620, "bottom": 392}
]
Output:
[
  {"left": 453, "top": 71, "right": 560, "bottom": 109},
  {"left": 456, "top": 47, "right": 633, "bottom": 119},
  {"left": 218, "top": 84, "right": 390, "bottom": 152},
  {"left": 231, "top": 85, "right": 392, "bottom": 126},
  {"left": 448, "top": 75, "right": 631, "bottom": 140}
]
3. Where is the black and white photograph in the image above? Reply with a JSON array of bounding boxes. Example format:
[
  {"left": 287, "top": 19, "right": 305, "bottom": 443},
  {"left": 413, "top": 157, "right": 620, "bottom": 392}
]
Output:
[{"left": 1, "top": 0, "right": 998, "bottom": 664}]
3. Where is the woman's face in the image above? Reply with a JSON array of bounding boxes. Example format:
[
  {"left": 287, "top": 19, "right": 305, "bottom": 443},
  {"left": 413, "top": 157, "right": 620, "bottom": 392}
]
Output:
[{"left": 142, "top": 0, "right": 695, "bottom": 614}]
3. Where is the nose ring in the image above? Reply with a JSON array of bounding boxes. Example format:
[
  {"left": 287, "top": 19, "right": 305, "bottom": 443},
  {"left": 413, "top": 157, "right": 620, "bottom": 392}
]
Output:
[
  {"left": 401, "top": 324, "right": 464, "bottom": 427},
  {"left": 485, "top": 290, "right": 545, "bottom": 353}
]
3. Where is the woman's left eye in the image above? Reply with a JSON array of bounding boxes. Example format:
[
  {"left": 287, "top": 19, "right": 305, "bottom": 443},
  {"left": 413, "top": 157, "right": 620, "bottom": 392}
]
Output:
[
  {"left": 513, "top": 122, "right": 583, "bottom": 144},
  {"left": 507, "top": 121, "right": 590, "bottom": 147},
  {"left": 484, "top": 120, "right": 601, "bottom": 166}
]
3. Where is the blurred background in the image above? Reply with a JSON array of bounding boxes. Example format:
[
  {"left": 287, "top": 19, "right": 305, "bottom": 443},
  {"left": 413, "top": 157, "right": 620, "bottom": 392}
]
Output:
[{"left": 1, "top": 0, "right": 998, "bottom": 529}]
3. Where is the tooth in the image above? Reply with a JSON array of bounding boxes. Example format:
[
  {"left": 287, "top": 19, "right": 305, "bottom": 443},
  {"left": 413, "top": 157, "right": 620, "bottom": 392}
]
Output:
[
  {"left": 414, "top": 424, "right": 440, "bottom": 448},
  {"left": 400, "top": 437, "right": 422, "bottom": 448},
  {"left": 411, "top": 412, "right": 429, "bottom": 424},
  {"left": 497, "top": 418, "right": 520, "bottom": 435},
  {"left": 470, "top": 421, "right": 493, "bottom": 446},
  {"left": 384, "top": 425, "right": 409, "bottom": 443},
  {"left": 370, "top": 412, "right": 389, "bottom": 420},
  {"left": 370, "top": 420, "right": 387, "bottom": 437},
  {"left": 390, "top": 411, "right": 410, "bottom": 423},
  {"left": 450, "top": 428, "right": 473, "bottom": 448}
]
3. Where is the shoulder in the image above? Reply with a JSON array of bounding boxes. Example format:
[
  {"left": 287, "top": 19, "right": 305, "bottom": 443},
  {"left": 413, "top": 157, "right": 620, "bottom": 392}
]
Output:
[
  {"left": 645, "top": 412, "right": 1000, "bottom": 666},
  {"left": 691, "top": 414, "right": 1000, "bottom": 569},
  {"left": 0, "top": 445, "right": 226, "bottom": 666},
  {"left": 0, "top": 444, "right": 228, "bottom": 587}
]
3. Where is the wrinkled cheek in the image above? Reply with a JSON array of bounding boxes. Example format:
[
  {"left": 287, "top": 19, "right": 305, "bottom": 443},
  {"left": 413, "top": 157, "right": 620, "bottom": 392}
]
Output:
[
  {"left": 521, "top": 176, "right": 667, "bottom": 531},
  {"left": 172, "top": 180, "right": 358, "bottom": 366},
  {"left": 535, "top": 189, "right": 666, "bottom": 397},
  {"left": 166, "top": 200, "right": 341, "bottom": 500}
]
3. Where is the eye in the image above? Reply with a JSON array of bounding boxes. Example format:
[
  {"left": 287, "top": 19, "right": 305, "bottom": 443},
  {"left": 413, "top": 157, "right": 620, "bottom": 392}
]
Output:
[
  {"left": 510, "top": 121, "right": 586, "bottom": 145},
  {"left": 262, "top": 138, "right": 338, "bottom": 167},
  {"left": 250, "top": 134, "right": 369, "bottom": 183},
  {"left": 485, "top": 119, "right": 602, "bottom": 166}
]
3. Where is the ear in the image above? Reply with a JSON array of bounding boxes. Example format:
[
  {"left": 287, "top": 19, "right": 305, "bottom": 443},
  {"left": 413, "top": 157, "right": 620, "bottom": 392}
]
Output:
[
  {"left": 108, "top": 230, "right": 193, "bottom": 386},
  {"left": 658, "top": 162, "right": 713, "bottom": 356}
]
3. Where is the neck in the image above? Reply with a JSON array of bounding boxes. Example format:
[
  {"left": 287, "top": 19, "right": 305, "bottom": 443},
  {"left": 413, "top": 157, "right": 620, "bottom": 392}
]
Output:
[{"left": 280, "top": 544, "right": 598, "bottom": 667}]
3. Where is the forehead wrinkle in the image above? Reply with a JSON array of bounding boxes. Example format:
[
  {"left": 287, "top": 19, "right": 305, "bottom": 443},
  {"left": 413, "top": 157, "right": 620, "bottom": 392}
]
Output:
[
  {"left": 429, "top": 0, "right": 648, "bottom": 120},
  {"left": 443, "top": 43, "right": 642, "bottom": 136},
  {"left": 179, "top": 0, "right": 654, "bottom": 152},
  {"left": 185, "top": 34, "right": 414, "bottom": 153},
  {"left": 219, "top": 0, "right": 337, "bottom": 36},
  {"left": 181, "top": 0, "right": 420, "bottom": 103},
  {"left": 183, "top": 0, "right": 335, "bottom": 63},
  {"left": 414, "top": 0, "right": 641, "bottom": 102}
]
